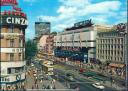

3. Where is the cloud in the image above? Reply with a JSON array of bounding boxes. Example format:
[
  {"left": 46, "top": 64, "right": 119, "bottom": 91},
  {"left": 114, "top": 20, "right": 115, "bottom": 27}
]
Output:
[
  {"left": 23, "top": 0, "right": 36, "bottom": 2},
  {"left": 37, "top": 16, "right": 57, "bottom": 22},
  {"left": 37, "top": 0, "right": 123, "bottom": 32}
]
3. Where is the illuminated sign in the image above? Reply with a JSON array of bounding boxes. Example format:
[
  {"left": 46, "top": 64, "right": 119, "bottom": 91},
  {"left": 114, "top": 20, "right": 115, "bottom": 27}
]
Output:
[
  {"left": 0, "top": 0, "right": 18, "bottom": 6},
  {"left": 6, "top": 34, "right": 19, "bottom": 39},
  {"left": 74, "top": 19, "right": 93, "bottom": 27},
  {"left": 116, "top": 23, "right": 127, "bottom": 33},
  {"left": 6, "top": 17, "right": 28, "bottom": 25},
  {"left": 1, "top": 16, "right": 28, "bottom": 27}
]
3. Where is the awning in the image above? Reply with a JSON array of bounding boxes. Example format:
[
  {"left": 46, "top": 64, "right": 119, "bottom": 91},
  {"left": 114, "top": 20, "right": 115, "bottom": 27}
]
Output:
[{"left": 109, "top": 63, "right": 125, "bottom": 68}]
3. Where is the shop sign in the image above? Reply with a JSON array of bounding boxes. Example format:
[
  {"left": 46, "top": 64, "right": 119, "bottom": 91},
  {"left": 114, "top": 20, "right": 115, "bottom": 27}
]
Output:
[
  {"left": 116, "top": 23, "right": 127, "bottom": 33},
  {"left": 0, "top": 0, "right": 18, "bottom": 6},
  {"left": 1, "top": 16, "right": 28, "bottom": 27},
  {"left": 0, "top": 77, "right": 10, "bottom": 82},
  {"left": 12, "top": 48, "right": 24, "bottom": 53},
  {"left": 6, "top": 34, "right": 19, "bottom": 39},
  {"left": 74, "top": 19, "right": 93, "bottom": 27},
  {"left": 6, "top": 17, "right": 28, "bottom": 25},
  {"left": 16, "top": 74, "right": 21, "bottom": 81}
]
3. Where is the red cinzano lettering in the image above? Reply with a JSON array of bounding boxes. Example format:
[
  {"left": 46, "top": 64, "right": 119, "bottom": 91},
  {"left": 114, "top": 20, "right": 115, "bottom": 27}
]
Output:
[{"left": 0, "top": 0, "right": 18, "bottom": 6}]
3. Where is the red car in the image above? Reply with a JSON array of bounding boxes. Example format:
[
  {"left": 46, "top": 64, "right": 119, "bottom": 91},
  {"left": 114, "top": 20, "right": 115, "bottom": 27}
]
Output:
[{"left": 79, "top": 68, "right": 85, "bottom": 73}]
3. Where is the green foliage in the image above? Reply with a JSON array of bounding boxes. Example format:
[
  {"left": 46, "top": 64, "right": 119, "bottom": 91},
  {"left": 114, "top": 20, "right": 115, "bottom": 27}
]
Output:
[
  {"left": 25, "top": 39, "right": 37, "bottom": 60},
  {"left": 51, "top": 31, "right": 57, "bottom": 35}
]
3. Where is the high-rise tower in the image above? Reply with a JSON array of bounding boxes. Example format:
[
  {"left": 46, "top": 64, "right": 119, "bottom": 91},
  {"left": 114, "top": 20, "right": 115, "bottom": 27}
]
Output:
[{"left": 0, "top": 0, "right": 28, "bottom": 90}]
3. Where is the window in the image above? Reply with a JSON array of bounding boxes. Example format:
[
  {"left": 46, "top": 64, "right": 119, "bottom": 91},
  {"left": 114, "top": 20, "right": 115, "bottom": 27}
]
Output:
[
  {"left": 7, "top": 66, "right": 25, "bottom": 74},
  {"left": 8, "top": 26, "right": 14, "bottom": 33},
  {"left": 10, "top": 53, "right": 14, "bottom": 61},
  {"left": 19, "top": 39, "right": 23, "bottom": 47},
  {"left": 8, "top": 68, "right": 11, "bottom": 74},
  {"left": 10, "top": 39, "right": 14, "bottom": 47},
  {"left": 19, "top": 53, "right": 22, "bottom": 60}
]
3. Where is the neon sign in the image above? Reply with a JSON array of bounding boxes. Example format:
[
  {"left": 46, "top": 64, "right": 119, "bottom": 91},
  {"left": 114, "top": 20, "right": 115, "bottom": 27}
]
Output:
[{"left": 0, "top": 0, "right": 18, "bottom": 6}]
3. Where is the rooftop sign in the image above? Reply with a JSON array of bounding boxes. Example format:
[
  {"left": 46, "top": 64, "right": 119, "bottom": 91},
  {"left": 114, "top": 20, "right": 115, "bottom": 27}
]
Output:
[{"left": 0, "top": 0, "right": 18, "bottom": 6}]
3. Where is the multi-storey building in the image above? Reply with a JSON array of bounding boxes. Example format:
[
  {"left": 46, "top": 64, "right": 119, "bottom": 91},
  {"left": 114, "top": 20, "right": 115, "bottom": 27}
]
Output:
[
  {"left": 0, "top": 0, "right": 28, "bottom": 90},
  {"left": 35, "top": 22, "right": 50, "bottom": 37},
  {"left": 46, "top": 35, "right": 54, "bottom": 55},
  {"left": 96, "top": 23, "right": 127, "bottom": 78},
  {"left": 54, "top": 20, "right": 97, "bottom": 64},
  {"left": 37, "top": 34, "right": 54, "bottom": 59}
]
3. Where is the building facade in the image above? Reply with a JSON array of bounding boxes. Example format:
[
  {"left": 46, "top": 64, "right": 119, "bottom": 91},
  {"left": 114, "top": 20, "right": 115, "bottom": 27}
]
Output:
[
  {"left": 0, "top": 0, "right": 28, "bottom": 90},
  {"left": 46, "top": 35, "right": 54, "bottom": 55},
  {"left": 96, "top": 23, "right": 127, "bottom": 78},
  {"left": 35, "top": 22, "right": 50, "bottom": 37},
  {"left": 37, "top": 34, "right": 54, "bottom": 60},
  {"left": 54, "top": 20, "right": 97, "bottom": 64}
]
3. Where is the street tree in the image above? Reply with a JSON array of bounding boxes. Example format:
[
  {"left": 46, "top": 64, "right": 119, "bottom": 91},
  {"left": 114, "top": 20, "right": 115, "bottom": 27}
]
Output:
[{"left": 25, "top": 39, "right": 37, "bottom": 65}]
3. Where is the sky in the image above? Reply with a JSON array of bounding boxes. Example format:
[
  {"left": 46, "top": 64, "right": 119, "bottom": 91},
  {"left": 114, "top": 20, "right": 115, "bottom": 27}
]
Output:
[{"left": 16, "top": 0, "right": 127, "bottom": 39}]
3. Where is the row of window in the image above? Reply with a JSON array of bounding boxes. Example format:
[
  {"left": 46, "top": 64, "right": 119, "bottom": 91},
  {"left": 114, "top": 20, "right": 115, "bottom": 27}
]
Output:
[
  {"left": 97, "top": 50, "right": 123, "bottom": 55},
  {"left": 97, "top": 55, "right": 123, "bottom": 62},
  {"left": 8, "top": 53, "right": 24, "bottom": 61},
  {"left": 98, "top": 33, "right": 123, "bottom": 38},
  {"left": 97, "top": 45, "right": 123, "bottom": 50},
  {"left": 97, "top": 38, "right": 124, "bottom": 44},
  {"left": 7, "top": 66, "right": 25, "bottom": 74},
  {"left": 1, "top": 26, "right": 25, "bottom": 34},
  {"left": 10, "top": 39, "right": 23, "bottom": 47}
]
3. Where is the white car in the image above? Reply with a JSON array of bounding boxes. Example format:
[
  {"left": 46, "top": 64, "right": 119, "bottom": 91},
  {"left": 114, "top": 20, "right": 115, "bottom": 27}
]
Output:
[
  {"left": 31, "top": 63, "right": 34, "bottom": 67},
  {"left": 92, "top": 83, "right": 105, "bottom": 89}
]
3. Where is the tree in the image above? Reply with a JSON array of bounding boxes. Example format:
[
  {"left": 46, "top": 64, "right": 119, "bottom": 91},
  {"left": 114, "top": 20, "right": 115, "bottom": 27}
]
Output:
[
  {"left": 25, "top": 39, "right": 37, "bottom": 65},
  {"left": 51, "top": 32, "right": 57, "bottom": 35}
]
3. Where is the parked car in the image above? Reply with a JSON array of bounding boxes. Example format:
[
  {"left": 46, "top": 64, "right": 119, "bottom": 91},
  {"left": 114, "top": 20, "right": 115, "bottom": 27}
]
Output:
[
  {"left": 31, "top": 63, "right": 34, "bottom": 67},
  {"left": 92, "top": 82, "right": 105, "bottom": 89}
]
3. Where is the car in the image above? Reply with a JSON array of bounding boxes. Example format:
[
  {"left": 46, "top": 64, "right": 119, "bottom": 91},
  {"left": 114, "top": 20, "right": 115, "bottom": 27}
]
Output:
[
  {"left": 92, "top": 82, "right": 105, "bottom": 89},
  {"left": 31, "top": 63, "right": 34, "bottom": 67}
]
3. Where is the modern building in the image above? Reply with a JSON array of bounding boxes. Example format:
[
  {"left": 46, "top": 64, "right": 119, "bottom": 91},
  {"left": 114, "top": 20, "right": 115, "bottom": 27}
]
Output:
[
  {"left": 35, "top": 22, "right": 50, "bottom": 37},
  {"left": 96, "top": 23, "right": 127, "bottom": 78},
  {"left": 0, "top": 0, "right": 28, "bottom": 90},
  {"left": 54, "top": 20, "right": 97, "bottom": 64}
]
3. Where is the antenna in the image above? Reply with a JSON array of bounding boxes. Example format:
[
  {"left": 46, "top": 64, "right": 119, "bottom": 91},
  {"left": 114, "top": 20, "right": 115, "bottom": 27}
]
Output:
[{"left": 39, "top": 17, "right": 42, "bottom": 22}]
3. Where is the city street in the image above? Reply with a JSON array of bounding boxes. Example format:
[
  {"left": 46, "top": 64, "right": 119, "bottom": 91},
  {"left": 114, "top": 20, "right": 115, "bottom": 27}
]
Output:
[{"left": 24, "top": 59, "right": 125, "bottom": 91}]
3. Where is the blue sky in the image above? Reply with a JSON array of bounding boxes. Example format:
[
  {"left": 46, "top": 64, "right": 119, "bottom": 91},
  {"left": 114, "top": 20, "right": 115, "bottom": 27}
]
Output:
[{"left": 17, "top": 0, "right": 127, "bottom": 39}]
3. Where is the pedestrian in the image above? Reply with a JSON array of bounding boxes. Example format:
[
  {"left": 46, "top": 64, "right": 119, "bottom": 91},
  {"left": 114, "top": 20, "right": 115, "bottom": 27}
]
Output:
[
  {"left": 75, "top": 86, "right": 80, "bottom": 91},
  {"left": 32, "top": 85, "right": 34, "bottom": 89},
  {"left": 53, "top": 85, "right": 56, "bottom": 89}
]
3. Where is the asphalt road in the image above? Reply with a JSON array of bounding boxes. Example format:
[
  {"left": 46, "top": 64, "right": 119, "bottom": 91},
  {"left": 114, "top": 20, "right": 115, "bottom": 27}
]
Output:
[
  {"left": 31, "top": 59, "right": 120, "bottom": 91},
  {"left": 54, "top": 69, "right": 117, "bottom": 91}
]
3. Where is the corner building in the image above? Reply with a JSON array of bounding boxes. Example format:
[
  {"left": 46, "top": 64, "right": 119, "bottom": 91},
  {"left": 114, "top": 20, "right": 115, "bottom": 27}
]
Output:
[{"left": 0, "top": 1, "right": 28, "bottom": 90}]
